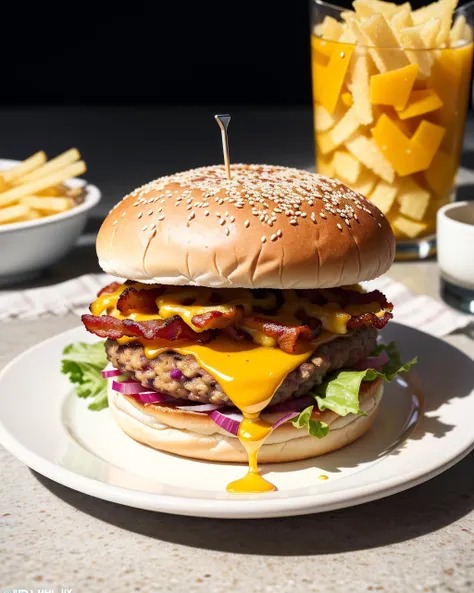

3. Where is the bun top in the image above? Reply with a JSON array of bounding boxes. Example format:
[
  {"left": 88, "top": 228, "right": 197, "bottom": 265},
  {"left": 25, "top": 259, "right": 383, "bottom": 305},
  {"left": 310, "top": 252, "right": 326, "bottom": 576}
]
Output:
[{"left": 97, "top": 164, "right": 395, "bottom": 289}]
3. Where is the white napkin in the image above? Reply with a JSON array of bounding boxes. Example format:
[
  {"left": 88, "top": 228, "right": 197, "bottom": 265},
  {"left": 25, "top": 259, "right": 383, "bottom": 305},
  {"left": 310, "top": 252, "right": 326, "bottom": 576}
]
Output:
[
  {"left": 0, "top": 273, "right": 471, "bottom": 337},
  {"left": 363, "top": 276, "right": 472, "bottom": 337}
]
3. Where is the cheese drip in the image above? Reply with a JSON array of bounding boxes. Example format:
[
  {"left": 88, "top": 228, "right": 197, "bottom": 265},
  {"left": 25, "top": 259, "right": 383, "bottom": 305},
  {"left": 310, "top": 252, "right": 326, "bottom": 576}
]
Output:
[{"left": 112, "top": 332, "right": 342, "bottom": 493}]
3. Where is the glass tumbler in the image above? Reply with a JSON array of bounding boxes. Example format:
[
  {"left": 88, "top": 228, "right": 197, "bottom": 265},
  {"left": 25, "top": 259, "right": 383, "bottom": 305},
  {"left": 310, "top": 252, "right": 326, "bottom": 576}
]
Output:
[{"left": 310, "top": 0, "right": 474, "bottom": 260}]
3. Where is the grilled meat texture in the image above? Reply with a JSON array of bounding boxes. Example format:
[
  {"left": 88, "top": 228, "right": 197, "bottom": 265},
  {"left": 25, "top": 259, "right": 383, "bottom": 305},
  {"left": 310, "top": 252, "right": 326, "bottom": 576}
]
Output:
[{"left": 105, "top": 326, "right": 377, "bottom": 405}]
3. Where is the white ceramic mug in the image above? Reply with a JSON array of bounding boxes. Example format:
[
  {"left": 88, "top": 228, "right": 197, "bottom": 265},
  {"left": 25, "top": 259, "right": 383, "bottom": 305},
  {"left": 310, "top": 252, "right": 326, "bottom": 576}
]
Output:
[{"left": 437, "top": 201, "right": 474, "bottom": 313}]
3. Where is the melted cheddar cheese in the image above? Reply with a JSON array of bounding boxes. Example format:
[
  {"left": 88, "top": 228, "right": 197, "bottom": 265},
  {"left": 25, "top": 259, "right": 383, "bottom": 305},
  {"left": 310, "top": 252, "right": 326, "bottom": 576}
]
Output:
[
  {"left": 116, "top": 332, "right": 340, "bottom": 493},
  {"left": 90, "top": 283, "right": 382, "bottom": 493}
]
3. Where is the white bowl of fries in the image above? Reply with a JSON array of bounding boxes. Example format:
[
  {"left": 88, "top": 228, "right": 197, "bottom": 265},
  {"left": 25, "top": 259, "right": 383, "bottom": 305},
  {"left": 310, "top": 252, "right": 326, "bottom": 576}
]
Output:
[{"left": 0, "top": 149, "right": 100, "bottom": 285}]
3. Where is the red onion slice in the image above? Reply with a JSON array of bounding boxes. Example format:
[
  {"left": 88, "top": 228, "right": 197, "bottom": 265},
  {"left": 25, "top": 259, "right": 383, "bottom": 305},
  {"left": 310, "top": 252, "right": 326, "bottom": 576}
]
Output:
[
  {"left": 101, "top": 368, "right": 123, "bottom": 378},
  {"left": 111, "top": 379, "right": 150, "bottom": 395},
  {"left": 353, "top": 350, "right": 390, "bottom": 371},
  {"left": 271, "top": 411, "right": 299, "bottom": 430},
  {"left": 209, "top": 409, "right": 243, "bottom": 436},
  {"left": 135, "top": 392, "right": 171, "bottom": 404},
  {"left": 176, "top": 403, "right": 224, "bottom": 412},
  {"left": 208, "top": 408, "right": 300, "bottom": 436},
  {"left": 267, "top": 396, "right": 314, "bottom": 414}
]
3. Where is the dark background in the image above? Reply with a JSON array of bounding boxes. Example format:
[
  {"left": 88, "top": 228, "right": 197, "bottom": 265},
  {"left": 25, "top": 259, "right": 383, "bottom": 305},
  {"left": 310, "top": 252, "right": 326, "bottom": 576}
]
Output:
[{"left": 2, "top": 0, "right": 440, "bottom": 107}]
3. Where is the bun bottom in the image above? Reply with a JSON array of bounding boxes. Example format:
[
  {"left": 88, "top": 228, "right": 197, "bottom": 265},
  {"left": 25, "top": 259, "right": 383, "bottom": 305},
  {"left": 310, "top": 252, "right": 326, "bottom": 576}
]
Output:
[{"left": 108, "top": 378, "right": 383, "bottom": 464}]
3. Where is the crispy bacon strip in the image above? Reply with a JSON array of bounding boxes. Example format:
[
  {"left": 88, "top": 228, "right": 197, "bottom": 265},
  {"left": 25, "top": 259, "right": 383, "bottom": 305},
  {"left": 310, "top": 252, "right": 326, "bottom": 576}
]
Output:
[
  {"left": 117, "top": 286, "right": 165, "bottom": 315},
  {"left": 346, "top": 311, "right": 393, "bottom": 330},
  {"left": 97, "top": 282, "right": 122, "bottom": 297},
  {"left": 191, "top": 305, "right": 244, "bottom": 330},
  {"left": 320, "top": 288, "right": 393, "bottom": 311},
  {"left": 243, "top": 317, "right": 320, "bottom": 353},
  {"left": 82, "top": 314, "right": 213, "bottom": 343}
]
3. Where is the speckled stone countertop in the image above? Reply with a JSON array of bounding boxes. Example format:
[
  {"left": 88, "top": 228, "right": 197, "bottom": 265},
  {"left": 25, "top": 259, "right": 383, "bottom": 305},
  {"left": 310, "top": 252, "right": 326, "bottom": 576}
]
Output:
[{"left": 1, "top": 260, "right": 473, "bottom": 593}]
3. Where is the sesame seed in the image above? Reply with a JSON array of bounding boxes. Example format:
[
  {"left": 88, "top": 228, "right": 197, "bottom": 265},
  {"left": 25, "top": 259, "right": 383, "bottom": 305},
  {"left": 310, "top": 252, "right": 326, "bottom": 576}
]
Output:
[
  {"left": 225, "top": 227, "right": 230, "bottom": 236},
  {"left": 158, "top": 215, "right": 165, "bottom": 221},
  {"left": 378, "top": 222, "right": 382, "bottom": 228},
  {"left": 261, "top": 236, "right": 267, "bottom": 243},
  {"left": 340, "top": 51, "right": 345, "bottom": 58},
  {"left": 219, "top": 219, "right": 225, "bottom": 226},
  {"left": 344, "top": 219, "right": 351, "bottom": 227},
  {"left": 290, "top": 219, "right": 297, "bottom": 225},
  {"left": 204, "top": 211, "right": 210, "bottom": 216},
  {"left": 122, "top": 212, "right": 126, "bottom": 217},
  {"left": 148, "top": 210, "right": 153, "bottom": 215},
  {"left": 142, "top": 225, "right": 148, "bottom": 231},
  {"left": 230, "top": 216, "right": 235, "bottom": 223},
  {"left": 112, "top": 220, "right": 118, "bottom": 226},
  {"left": 271, "top": 233, "right": 278, "bottom": 241},
  {"left": 244, "top": 220, "right": 250, "bottom": 228},
  {"left": 337, "top": 223, "right": 343, "bottom": 231},
  {"left": 188, "top": 212, "right": 195, "bottom": 221},
  {"left": 277, "top": 229, "right": 282, "bottom": 237},
  {"left": 138, "top": 212, "right": 143, "bottom": 219},
  {"left": 320, "top": 212, "right": 326, "bottom": 219}
]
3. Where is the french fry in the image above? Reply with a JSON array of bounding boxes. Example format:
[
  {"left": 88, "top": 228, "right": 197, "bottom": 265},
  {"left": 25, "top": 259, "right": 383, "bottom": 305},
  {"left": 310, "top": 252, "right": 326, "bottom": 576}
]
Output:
[
  {"left": 1, "top": 151, "right": 46, "bottom": 183},
  {"left": 328, "top": 105, "right": 361, "bottom": 149},
  {"left": 319, "top": 16, "right": 344, "bottom": 41},
  {"left": 392, "top": 215, "right": 428, "bottom": 238},
  {"left": 391, "top": 8, "right": 413, "bottom": 42},
  {"left": 369, "top": 179, "right": 399, "bottom": 213},
  {"left": 450, "top": 14, "right": 467, "bottom": 45},
  {"left": 412, "top": 1, "right": 443, "bottom": 26},
  {"left": 24, "top": 209, "right": 43, "bottom": 221},
  {"left": 436, "top": 0, "right": 458, "bottom": 46},
  {"left": 332, "top": 150, "right": 362, "bottom": 184},
  {"left": 338, "top": 28, "right": 358, "bottom": 43},
  {"left": 314, "top": 104, "right": 343, "bottom": 132},
  {"left": 359, "top": 14, "right": 410, "bottom": 72},
  {"left": 345, "top": 134, "right": 395, "bottom": 183},
  {"left": 421, "top": 18, "right": 441, "bottom": 47},
  {"left": 0, "top": 203, "right": 30, "bottom": 224},
  {"left": 12, "top": 148, "right": 80, "bottom": 186},
  {"left": 20, "top": 196, "right": 73, "bottom": 213},
  {"left": 350, "top": 167, "right": 378, "bottom": 196},
  {"left": 397, "top": 179, "right": 431, "bottom": 220},
  {"left": 0, "top": 161, "right": 86, "bottom": 208},
  {"left": 348, "top": 50, "right": 373, "bottom": 124},
  {"left": 353, "top": 0, "right": 408, "bottom": 19},
  {"left": 341, "top": 10, "right": 358, "bottom": 23},
  {"left": 399, "top": 25, "right": 435, "bottom": 77}
]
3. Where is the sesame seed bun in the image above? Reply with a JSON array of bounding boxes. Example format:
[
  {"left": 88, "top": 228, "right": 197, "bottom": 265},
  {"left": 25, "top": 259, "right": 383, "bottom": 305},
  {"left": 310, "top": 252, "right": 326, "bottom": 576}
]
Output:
[
  {"left": 108, "top": 377, "right": 383, "bottom": 463},
  {"left": 97, "top": 164, "right": 395, "bottom": 289}
]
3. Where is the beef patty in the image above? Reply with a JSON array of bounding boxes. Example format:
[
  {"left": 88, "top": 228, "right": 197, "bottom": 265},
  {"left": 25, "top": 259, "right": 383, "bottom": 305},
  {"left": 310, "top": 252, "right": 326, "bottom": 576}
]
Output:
[{"left": 105, "top": 326, "right": 377, "bottom": 405}]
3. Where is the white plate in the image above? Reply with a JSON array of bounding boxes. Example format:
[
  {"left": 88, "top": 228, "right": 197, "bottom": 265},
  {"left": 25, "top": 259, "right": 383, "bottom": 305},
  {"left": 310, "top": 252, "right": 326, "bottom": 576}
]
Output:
[{"left": 1, "top": 323, "right": 474, "bottom": 518}]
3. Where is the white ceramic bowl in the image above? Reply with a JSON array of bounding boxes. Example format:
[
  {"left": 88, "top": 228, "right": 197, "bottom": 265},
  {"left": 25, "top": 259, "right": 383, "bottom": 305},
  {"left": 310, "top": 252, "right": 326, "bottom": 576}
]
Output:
[{"left": 0, "top": 158, "right": 101, "bottom": 286}]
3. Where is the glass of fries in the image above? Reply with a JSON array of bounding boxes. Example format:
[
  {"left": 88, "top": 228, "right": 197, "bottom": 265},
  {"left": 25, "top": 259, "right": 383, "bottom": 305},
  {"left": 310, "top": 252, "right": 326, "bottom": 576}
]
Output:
[{"left": 310, "top": 0, "right": 474, "bottom": 260}]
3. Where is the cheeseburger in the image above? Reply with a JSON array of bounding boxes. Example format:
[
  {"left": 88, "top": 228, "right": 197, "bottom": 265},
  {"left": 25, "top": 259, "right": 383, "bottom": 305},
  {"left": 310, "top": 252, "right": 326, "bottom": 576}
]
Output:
[{"left": 81, "top": 164, "right": 413, "bottom": 494}]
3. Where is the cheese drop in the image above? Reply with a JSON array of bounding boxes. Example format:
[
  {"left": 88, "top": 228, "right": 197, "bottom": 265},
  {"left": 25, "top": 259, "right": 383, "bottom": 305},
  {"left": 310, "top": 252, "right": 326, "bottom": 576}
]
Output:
[{"left": 135, "top": 334, "right": 337, "bottom": 493}]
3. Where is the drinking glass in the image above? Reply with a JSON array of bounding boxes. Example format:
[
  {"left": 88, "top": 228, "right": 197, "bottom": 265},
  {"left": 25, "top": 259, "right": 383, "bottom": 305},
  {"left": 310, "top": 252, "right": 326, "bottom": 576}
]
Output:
[{"left": 310, "top": 0, "right": 474, "bottom": 260}]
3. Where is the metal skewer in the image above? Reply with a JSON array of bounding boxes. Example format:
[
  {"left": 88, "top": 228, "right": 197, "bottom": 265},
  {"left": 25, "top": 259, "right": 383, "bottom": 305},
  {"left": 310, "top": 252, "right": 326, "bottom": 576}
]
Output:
[{"left": 214, "top": 114, "right": 232, "bottom": 180}]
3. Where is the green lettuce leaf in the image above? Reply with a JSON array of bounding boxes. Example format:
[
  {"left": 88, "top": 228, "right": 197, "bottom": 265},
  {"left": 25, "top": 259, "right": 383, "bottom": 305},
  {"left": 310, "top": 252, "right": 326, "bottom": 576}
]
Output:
[
  {"left": 61, "top": 341, "right": 109, "bottom": 411},
  {"left": 291, "top": 342, "right": 417, "bottom": 435},
  {"left": 290, "top": 405, "right": 329, "bottom": 439}
]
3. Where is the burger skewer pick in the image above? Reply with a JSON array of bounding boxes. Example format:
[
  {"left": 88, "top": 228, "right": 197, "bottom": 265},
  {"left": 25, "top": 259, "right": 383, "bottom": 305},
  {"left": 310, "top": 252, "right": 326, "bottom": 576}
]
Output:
[
  {"left": 214, "top": 114, "right": 232, "bottom": 180},
  {"left": 64, "top": 116, "right": 416, "bottom": 495}
]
